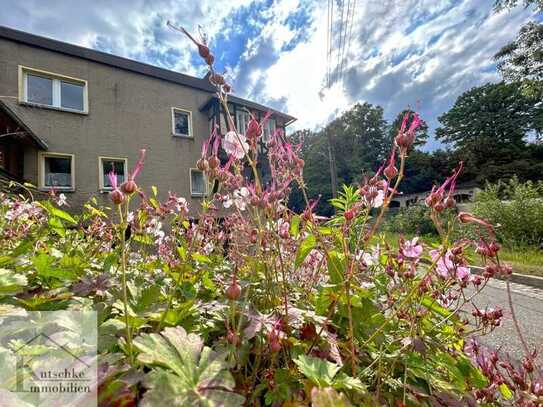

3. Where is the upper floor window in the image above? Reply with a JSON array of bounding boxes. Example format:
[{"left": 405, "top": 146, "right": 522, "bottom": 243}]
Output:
[
  {"left": 99, "top": 157, "right": 127, "bottom": 191},
  {"left": 263, "top": 118, "right": 276, "bottom": 141},
  {"left": 236, "top": 110, "right": 250, "bottom": 135},
  {"left": 38, "top": 152, "right": 75, "bottom": 191},
  {"left": 172, "top": 108, "right": 193, "bottom": 138},
  {"left": 20, "top": 66, "right": 88, "bottom": 113}
]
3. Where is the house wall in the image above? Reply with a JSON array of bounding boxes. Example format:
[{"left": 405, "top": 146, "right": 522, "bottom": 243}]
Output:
[{"left": 0, "top": 36, "right": 213, "bottom": 212}]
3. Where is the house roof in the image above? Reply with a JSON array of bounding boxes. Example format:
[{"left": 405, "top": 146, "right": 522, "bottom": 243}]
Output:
[
  {"left": 199, "top": 94, "right": 296, "bottom": 125},
  {"left": 0, "top": 25, "right": 295, "bottom": 124},
  {"left": 0, "top": 99, "right": 48, "bottom": 150}
]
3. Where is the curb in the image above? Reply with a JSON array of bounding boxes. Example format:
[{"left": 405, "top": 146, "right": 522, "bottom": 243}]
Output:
[{"left": 471, "top": 266, "right": 543, "bottom": 290}]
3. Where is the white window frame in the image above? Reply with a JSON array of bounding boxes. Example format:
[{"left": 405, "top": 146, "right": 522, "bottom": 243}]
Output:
[
  {"left": 189, "top": 168, "right": 207, "bottom": 197},
  {"left": 236, "top": 109, "right": 250, "bottom": 135},
  {"left": 171, "top": 107, "right": 193, "bottom": 138},
  {"left": 38, "top": 152, "right": 75, "bottom": 191},
  {"left": 19, "top": 65, "right": 88, "bottom": 114},
  {"left": 98, "top": 156, "right": 128, "bottom": 192}
]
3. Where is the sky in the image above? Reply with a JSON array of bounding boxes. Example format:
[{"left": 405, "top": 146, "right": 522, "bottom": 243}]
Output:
[{"left": 0, "top": 0, "right": 539, "bottom": 150}]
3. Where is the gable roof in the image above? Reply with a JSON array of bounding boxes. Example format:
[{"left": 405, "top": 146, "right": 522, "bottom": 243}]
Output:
[
  {"left": 0, "top": 25, "right": 295, "bottom": 124},
  {"left": 0, "top": 99, "right": 48, "bottom": 150}
]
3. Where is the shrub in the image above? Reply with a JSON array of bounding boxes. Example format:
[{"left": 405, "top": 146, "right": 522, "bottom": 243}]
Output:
[
  {"left": 471, "top": 177, "right": 543, "bottom": 247},
  {"left": 0, "top": 26, "right": 540, "bottom": 406},
  {"left": 385, "top": 205, "right": 438, "bottom": 236}
]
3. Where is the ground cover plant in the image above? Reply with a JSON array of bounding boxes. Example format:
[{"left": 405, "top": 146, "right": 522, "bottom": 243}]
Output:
[{"left": 1, "top": 27, "right": 542, "bottom": 406}]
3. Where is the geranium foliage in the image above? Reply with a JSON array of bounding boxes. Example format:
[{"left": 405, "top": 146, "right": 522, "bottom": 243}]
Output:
[{"left": 0, "top": 26, "right": 542, "bottom": 407}]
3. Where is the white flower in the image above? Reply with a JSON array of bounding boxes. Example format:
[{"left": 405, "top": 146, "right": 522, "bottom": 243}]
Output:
[
  {"left": 222, "top": 131, "right": 249, "bottom": 159},
  {"left": 223, "top": 187, "right": 250, "bottom": 211},
  {"left": 363, "top": 189, "right": 385, "bottom": 208},
  {"left": 57, "top": 193, "right": 67, "bottom": 207}
]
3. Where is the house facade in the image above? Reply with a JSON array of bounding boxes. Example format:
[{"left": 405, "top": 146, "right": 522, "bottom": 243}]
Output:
[{"left": 0, "top": 26, "right": 295, "bottom": 211}]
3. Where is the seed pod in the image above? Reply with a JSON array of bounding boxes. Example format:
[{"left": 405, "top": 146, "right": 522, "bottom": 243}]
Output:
[
  {"left": 208, "top": 155, "right": 220, "bottom": 169},
  {"left": 225, "top": 278, "right": 241, "bottom": 300},
  {"left": 196, "top": 158, "right": 208, "bottom": 171},
  {"left": 226, "top": 330, "right": 240, "bottom": 346},
  {"left": 444, "top": 196, "right": 455, "bottom": 208},
  {"left": 198, "top": 43, "right": 210, "bottom": 58},
  {"left": 205, "top": 52, "right": 214, "bottom": 66},
  {"left": 384, "top": 163, "right": 398, "bottom": 180},
  {"left": 210, "top": 73, "right": 225, "bottom": 85},
  {"left": 110, "top": 189, "right": 125, "bottom": 205},
  {"left": 121, "top": 180, "right": 137, "bottom": 194},
  {"left": 344, "top": 208, "right": 355, "bottom": 221},
  {"left": 222, "top": 83, "right": 232, "bottom": 93}
]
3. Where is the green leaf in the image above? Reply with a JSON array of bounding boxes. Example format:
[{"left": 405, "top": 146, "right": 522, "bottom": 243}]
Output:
[
  {"left": 499, "top": 383, "right": 513, "bottom": 400},
  {"left": 311, "top": 387, "right": 353, "bottom": 407},
  {"left": 326, "top": 251, "right": 345, "bottom": 284},
  {"left": 421, "top": 296, "right": 452, "bottom": 319},
  {"left": 290, "top": 215, "right": 301, "bottom": 236},
  {"left": 0, "top": 269, "right": 27, "bottom": 296},
  {"left": 134, "top": 326, "right": 244, "bottom": 407},
  {"left": 152, "top": 185, "right": 158, "bottom": 197},
  {"left": 295, "top": 235, "right": 316, "bottom": 269},
  {"left": 191, "top": 253, "right": 211, "bottom": 264},
  {"left": 39, "top": 201, "right": 76, "bottom": 224},
  {"left": 32, "top": 253, "right": 77, "bottom": 281},
  {"left": 293, "top": 355, "right": 341, "bottom": 387}
]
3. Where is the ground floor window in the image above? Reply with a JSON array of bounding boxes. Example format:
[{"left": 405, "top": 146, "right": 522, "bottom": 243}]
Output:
[
  {"left": 39, "top": 152, "right": 75, "bottom": 190},
  {"left": 190, "top": 169, "right": 206, "bottom": 197},
  {"left": 99, "top": 157, "right": 127, "bottom": 191}
]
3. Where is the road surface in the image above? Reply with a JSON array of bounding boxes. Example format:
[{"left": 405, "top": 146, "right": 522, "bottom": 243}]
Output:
[{"left": 465, "top": 278, "right": 543, "bottom": 363}]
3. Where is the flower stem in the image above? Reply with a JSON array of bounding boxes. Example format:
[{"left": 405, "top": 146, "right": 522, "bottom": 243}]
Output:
[{"left": 118, "top": 203, "right": 133, "bottom": 363}]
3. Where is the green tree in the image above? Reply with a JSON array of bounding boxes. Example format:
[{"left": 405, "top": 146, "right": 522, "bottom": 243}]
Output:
[
  {"left": 436, "top": 82, "right": 542, "bottom": 183},
  {"left": 288, "top": 103, "right": 390, "bottom": 215}
]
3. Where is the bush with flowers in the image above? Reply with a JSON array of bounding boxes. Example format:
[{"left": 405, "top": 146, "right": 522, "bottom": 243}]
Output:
[{"left": 0, "top": 26, "right": 542, "bottom": 407}]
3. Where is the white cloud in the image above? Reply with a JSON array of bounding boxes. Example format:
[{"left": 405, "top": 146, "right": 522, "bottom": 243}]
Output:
[{"left": 0, "top": 0, "right": 538, "bottom": 149}]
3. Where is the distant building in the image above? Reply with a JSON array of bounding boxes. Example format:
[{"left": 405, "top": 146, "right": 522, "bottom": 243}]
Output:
[
  {"left": 0, "top": 26, "right": 295, "bottom": 211},
  {"left": 390, "top": 182, "right": 480, "bottom": 209}
]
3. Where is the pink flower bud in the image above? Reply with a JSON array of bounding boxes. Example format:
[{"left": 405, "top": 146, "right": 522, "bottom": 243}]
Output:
[
  {"left": 197, "top": 43, "right": 210, "bottom": 58},
  {"left": 210, "top": 73, "right": 225, "bottom": 86},
  {"left": 226, "top": 330, "right": 240, "bottom": 346},
  {"left": 384, "top": 163, "right": 398, "bottom": 180},
  {"left": 196, "top": 158, "right": 208, "bottom": 171},
  {"left": 226, "top": 277, "right": 241, "bottom": 300},
  {"left": 205, "top": 53, "right": 214, "bottom": 66},
  {"left": 110, "top": 189, "right": 125, "bottom": 205},
  {"left": 120, "top": 180, "right": 138, "bottom": 194},
  {"left": 208, "top": 155, "right": 220, "bottom": 170}
]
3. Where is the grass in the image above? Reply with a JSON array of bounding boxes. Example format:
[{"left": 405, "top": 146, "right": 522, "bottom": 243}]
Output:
[{"left": 376, "top": 231, "right": 543, "bottom": 277}]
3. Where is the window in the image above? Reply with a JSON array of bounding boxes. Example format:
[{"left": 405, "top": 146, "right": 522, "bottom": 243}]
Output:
[
  {"left": 236, "top": 110, "right": 250, "bottom": 135},
  {"left": 172, "top": 108, "right": 192, "bottom": 138},
  {"left": 190, "top": 169, "right": 207, "bottom": 197},
  {"left": 20, "top": 66, "right": 88, "bottom": 113},
  {"left": 99, "top": 157, "right": 127, "bottom": 191},
  {"left": 263, "top": 118, "right": 276, "bottom": 141},
  {"left": 38, "top": 152, "right": 75, "bottom": 190}
]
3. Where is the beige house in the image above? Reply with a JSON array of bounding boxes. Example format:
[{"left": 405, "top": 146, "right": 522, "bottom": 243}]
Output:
[{"left": 0, "top": 26, "right": 295, "bottom": 211}]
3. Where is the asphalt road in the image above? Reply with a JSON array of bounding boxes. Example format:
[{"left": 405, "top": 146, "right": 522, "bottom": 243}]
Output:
[{"left": 465, "top": 278, "right": 543, "bottom": 363}]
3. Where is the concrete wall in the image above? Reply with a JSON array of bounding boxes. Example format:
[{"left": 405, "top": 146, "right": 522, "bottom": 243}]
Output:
[{"left": 0, "top": 37, "right": 214, "bottom": 213}]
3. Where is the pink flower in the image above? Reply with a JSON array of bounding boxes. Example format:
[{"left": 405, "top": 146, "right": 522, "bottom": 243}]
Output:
[
  {"left": 121, "top": 149, "right": 146, "bottom": 194},
  {"left": 223, "top": 131, "right": 249, "bottom": 159},
  {"left": 108, "top": 170, "right": 125, "bottom": 205},
  {"left": 400, "top": 237, "right": 423, "bottom": 259},
  {"left": 430, "top": 248, "right": 471, "bottom": 281}
]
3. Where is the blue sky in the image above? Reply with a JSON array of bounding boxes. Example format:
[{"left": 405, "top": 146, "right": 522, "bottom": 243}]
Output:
[{"left": 0, "top": 0, "right": 538, "bottom": 150}]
